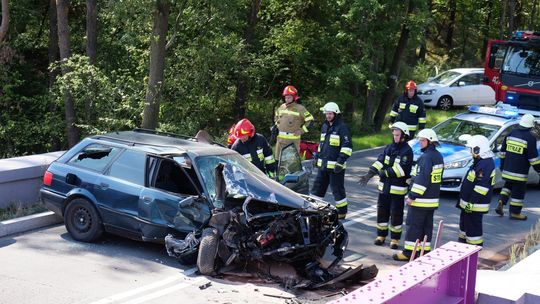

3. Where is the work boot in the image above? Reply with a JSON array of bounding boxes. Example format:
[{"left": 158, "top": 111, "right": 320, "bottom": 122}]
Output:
[
  {"left": 495, "top": 201, "right": 504, "bottom": 216},
  {"left": 337, "top": 205, "right": 347, "bottom": 219},
  {"left": 510, "top": 213, "right": 527, "bottom": 221},
  {"left": 392, "top": 252, "right": 409, "bottom": 262},
  {"left": 374, "top": 236, "right": 385, "bottom": 246},
  {"left": 389, "top": 239, "right": 399, "bottom": 250}
]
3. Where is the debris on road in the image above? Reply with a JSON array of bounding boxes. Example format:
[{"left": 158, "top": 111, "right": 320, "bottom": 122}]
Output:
[{"left": 199, "top": 282, "right": 212, "bottom": 290}]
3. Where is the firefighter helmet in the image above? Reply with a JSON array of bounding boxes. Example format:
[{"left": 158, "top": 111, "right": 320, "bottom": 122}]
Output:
[
  {"left": 405, "top": 80, "right": 417, "bottom": 91},
  {"left": 519, "top": 113, "right": 535, "bottom": 128},
  {"left": 391, "top": 121, "right": 410, "bottom": 137},
  {"left": 282, "top": 85, "right": 299, "bottom": 101},
  {"left": 320, "top": 102, "right": 341, "bottom": 114},
  {"left": 417, "top": 128, "right": 439, "bottom": 142},
  {"left": 234, "top": 118, "right": 255, "bottom": 138},
  {"left": 226, "top": 124, "right": 237, "bottom": 146},
  {"left": 466, "top": 135, "right": 491, "bottom": 156}
]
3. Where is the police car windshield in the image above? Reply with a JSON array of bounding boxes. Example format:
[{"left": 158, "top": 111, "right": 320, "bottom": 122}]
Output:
[
  {"left": 433, "top": 118, "right": 500, "bottom": 145},
  {"left": 430, "top": 71, "right": 461, "bottom": 85}
]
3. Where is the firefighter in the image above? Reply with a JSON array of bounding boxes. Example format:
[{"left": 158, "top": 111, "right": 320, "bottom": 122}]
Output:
[
  {"left": 273, "top": 85, "right": 314, "bottom": 159},
  {"left": 457, "top": 135, "right": 496, "bottom": 246},
  {"left": 495, "top": 113, "right": 540, "bottom": 220},
  {"left": 231, "top": 118, "right": 277, "bottom": 178},
  {"left": 226, "top": 123, "right": 236, "bottom": 148},
  {"left": 358, "top": 122, "right": 413, "bottom": 249},
  {"left": 393, "top": 128, "right": 443, "bottom": 261},
  {"left": 389, "top": 80, "right": 426, "bottom": 138},
  {"left": 311, "top": 102, "right": 352, "bottom": 219}
]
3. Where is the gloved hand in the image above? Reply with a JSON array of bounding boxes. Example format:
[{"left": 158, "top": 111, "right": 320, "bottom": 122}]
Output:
[
  {"left": 334, "top": 163, "right": 345, "bottom": 174},
  {"left": 358, "top": 170, "right": 376, "bottom": 186},
  {"left": 379, "top": 168, "right": 388, "bottom": 178},
  {"left": 270, "top": 125, "right": 279, "bottom": 144},
  {"left": 267, "top": 171, "right": 276, "bottom": 180}
]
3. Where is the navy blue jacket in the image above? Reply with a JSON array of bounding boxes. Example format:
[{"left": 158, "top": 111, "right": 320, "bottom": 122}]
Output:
[
  {"left": 408, "top": 144, "right": 444, "bottom": 209},
  {"left": 458, "top": 157, "right": 496, "bottom": 213},
  {"left": 316, "top": 117, "right": 353, "bottom": 171},
  {"left": 500, "top": 127, "right": 540, "bottom": 182},
  {"left": 389, "top": 94, "right": 426, "bottom": 132},
  {"left": 231, "top": 133, "right": 276, "bottom": 175},
  {"left": 369, "top": 141, "right": 413, "bottom": 195}
]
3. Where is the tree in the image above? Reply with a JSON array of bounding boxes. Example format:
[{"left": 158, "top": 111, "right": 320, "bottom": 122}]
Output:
[
  {"left": 446, "top": 0, "right": 456, "bottom": 50},
  {"left": 86, "top": 0, "right": 97, "bottom": 64},
  {"left": 142, "top": 0, "right": 170, "bottom": 130},
  {"left": 0, "top": 0, "right": 8, "bottom": 42},
  {"left": 56, "top": 0, "right": 79, "bottom": 147}
]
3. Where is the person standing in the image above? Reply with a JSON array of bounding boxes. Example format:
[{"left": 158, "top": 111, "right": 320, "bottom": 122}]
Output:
[
  {"left": 393, "top": 128, "right": 443, "bottom": 261},
  {"left": 389, "top": 80, "right": 426, "bottom": 138},
  {"left": 231, "top": 119, "right": 277, "bottom": 178},
  {"left": 273, "top": 85, "right": 314, "bottom": 159},
  {"left": 495, "top": 114, "right": 540, "bottom": 220},
  {"left": 311, "top": 102, "right": 352, "bottom": 219},
  {"left": 457, "top": 135, "right": 496, "bottom": 246},
  {"left": 359, "top": 122, "right": 413, "bottom": 249}
]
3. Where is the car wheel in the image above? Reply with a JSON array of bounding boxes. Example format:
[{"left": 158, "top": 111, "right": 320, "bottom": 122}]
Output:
[
  {"left": 64, "top": 198, "right": 103, "bottom": 242},
  {"left": 437, "top": 96, "right": 453, "bottom": 110},
  {"left": 197, "top": 228, "right": 219, "bottom": 275}
]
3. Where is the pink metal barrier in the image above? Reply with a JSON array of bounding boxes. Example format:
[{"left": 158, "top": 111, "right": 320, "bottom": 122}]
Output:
[{"left": 329, "top": 241, "right": 482, "bottom": 304}]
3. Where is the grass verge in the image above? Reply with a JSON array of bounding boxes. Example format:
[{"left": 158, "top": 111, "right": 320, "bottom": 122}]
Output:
[
  {"left": 0, "top": 202, "right": 48, "bottom": 222},
  {"left": 352, "top": 108, "right": 463, "bottom": 151}
]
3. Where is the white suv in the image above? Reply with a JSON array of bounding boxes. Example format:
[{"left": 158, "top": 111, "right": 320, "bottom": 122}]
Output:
[{"left": 417, "top": 68, "right": 496, "bottom": 110}]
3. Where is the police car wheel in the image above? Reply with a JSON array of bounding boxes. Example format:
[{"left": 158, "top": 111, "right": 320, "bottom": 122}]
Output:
[{"left": 437, "top": 96, "right": 453, "bottom": 111}]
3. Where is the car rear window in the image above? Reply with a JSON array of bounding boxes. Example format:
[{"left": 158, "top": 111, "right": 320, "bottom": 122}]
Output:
[
  {"left": 108, "top": 149, "right": 146, "bottom": 186},
  {"left": 67, "top": 143, "right": 121, "bottom": 172}
]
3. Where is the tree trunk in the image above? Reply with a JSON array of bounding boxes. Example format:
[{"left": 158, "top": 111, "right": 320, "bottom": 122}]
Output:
[
  {"left": 234, "top": 0, "right": 261, "bottom": 119},
  {"left": 508, "top": 0, "right": 515, "bottom": 37},
  {"left": 445, "top": 0, "right": 456, "bottom": 50},
  {"left": 86, "top": 0, "right": 97, "bottom": 64},
  {"left": 418, "top": 0, "right": 433, "bottom": 61},
  {"left": 373, "top": 0, "right": 414, "bottom": 131},
  {"left": 500, "top": 0, "right": 507, "bottom": 39},
  {"left": 56, "top": 0, "right": 79, "bottom": 147},
  {"left": 48, "top": 0, "right": 59, "bottom": 88},
  {"left": 481, "top": 0, "right": 493, "bottom": 59},
  {"left": 0, "top": 0, "right": 9, "bottom": 42},
  {"left": 361, "top": 52, "right": 379, "bottom": 131},
  {"left": 142, "top": 0, "right": 170, "bottom": 130},
  {"left": 531, "top": 0, "right": 538, "bottom": 29}
]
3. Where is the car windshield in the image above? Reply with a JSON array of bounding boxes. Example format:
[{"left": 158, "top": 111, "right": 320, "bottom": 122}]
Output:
[
  {"left": 195, "top": 153, "right": 266, "bottom": 202},
  {"left": 502, "top": 45, "right": 540, "bottom": 77},
  {"left": 433, "top": 118, "right": 500, "bottom": 145},
  {"left": 430, "top": 71, "right": 462, "bottom": 85}
]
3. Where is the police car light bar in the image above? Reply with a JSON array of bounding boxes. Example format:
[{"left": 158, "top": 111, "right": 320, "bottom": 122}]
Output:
[{"left": 468, "top": 105, "right": 520, "bottom": 118}]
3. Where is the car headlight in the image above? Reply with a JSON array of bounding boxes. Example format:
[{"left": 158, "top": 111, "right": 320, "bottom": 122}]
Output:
[
  {"left": 444, "top": 159, "right": 470, "bottom": 169},
  {"left": 423, "top": 89, "right": 437, "bottom": 95}
]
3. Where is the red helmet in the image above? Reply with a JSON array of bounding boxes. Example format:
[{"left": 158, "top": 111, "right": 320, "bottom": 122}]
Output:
[
  {"left": 234, "top": 118, "right": 255, "bottom": 139},
  {"left": 405, "top": 80, "right": 417, "bottom": 91},
  {"left": 226, "top": 124, "right": 237, "bottom": 145},
  {"left": 282, "top": 85, "right": 298, "bottom": 101}
]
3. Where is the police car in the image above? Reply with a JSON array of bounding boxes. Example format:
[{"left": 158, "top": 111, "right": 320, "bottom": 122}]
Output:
[{"left": 409, "top": 104, "right": 540, "bottom": 191}]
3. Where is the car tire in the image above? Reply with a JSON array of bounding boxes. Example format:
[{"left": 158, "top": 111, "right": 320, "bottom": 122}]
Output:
[
  {"left": 437, "top": 95, "right": 453, "bottom": 110},
  {"left": 197, "top": 228, "right": 219, "bottom": 275},
  {"left": 64, "top": 198, "right": 103, "bottom": 242}
]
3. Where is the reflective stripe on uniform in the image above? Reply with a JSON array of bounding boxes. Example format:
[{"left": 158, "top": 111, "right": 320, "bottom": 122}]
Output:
[
  {"left": 265, "top": 155, "right": 276, "bottom": 164},
  {"left": 404, "top": 241, "right": 431, "bottom": 251},
  {"left": 499, "top": 151, "right": 506, "bottom": 158},
  {"left": 340, "top": 147, "right": 353, "bottom": 156},
  {"left": 466, "top": 236, "right": 483, "bottom": 245},
  {"left": 500, "top": 187, "right": 511, "bottom": 196},
  {"left": 256, "top": 148, "right": 264, "bottom": 161},
  {"left": 392, "top": 163, "right": 405, "bottom": 177},
  {"left": 530, "top": 156, "right": 540, "bottom": 166},
  {"left": 389, "top": 225, "right": 402, "bottom": 233},
  {"left": 411, "top": 183, "right": 427, "bottom": 195},
  {"left": 459, "top": 199, "right": 489, "bottom": 212},
  {"left": 302, "top": 125, "right": 309, "bottom": 133},
  {"left": 390, "top": 185, "right": 408, "bottom": 195},
  {"left": 278, "top": 109, "right": 300, "bottom": 116},
  {"left": 466, "top": 170, "right": 476, "bottom": 182},
  {"left": 378, "top": 182, "right": 384, "bottom": 191},
  {"left": 242, "top": 153, "right": 252, "bottom": 161},
  {"left": 408, "top": 124, "right": 418, "bottom": 131},
  {"left": 320, "top": 133, "right": 326, "bottom": 142},
  {"left": 411, "top": 198, "right": 439, "bottom": 208},
  {"left": 510, "top": 198, "right": 524, "bottom": 207},
  {"left": 409, "top": 104, "right": 418, "bottom": 113},
  {"left": 502, "top": 170, "right": 528, "bottom": 182},
  {"left": 377, "top": 222, "right": 389, "bottom": 230},
  {"left": 278, "top": 131, "right": 300, "bottom": 140},
  {"left": 335, "top": 198, "right": 348, "bottom": 208},
  {"left": 390, "top": 110, "right": 399, "bottom": 117},
  {"left": 418, "top": 117, "right": 427, "bottom": 123},
  {"left": 473, "top": 185, "right": 489, "bottom": 195},
  {"left": 329, "top": 134, "right": 340, "bottom": 146},
  {"left": 304, "top": 112, "right": 314, "bottom": 121},
  {"left": 372, "top": 161, "right": 383, "bottom": 170},
  {"left": 399, "top": 103, "right": 406, "bottom": 110}
]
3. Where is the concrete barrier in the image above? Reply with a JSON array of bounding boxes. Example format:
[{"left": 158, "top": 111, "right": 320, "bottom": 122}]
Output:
[{"left": 0, "top": 151, "right": 64, "bottom": 209}]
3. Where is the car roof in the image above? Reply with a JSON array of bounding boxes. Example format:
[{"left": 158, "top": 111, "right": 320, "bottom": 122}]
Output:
[
  {"left": 452, "top": 112, "right": 518, "bottom": 127},
  {"left": 446, "top": 68, "right": 484, "bottom": 74},
  {"left": 91, "top": 130, "right": 235, "bottom": 157}
]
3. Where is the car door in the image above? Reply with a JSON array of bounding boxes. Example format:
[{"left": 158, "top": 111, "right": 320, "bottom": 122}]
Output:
[
  {"left": 94, "top": 149, "right": 146, "bottom": 238},
  {"left": 473, "top": 72, "right": 496, "bottom": 105},
  {"left": 451, "top": 73, "right": 480, "bottom": 105},
  {"left": 278, "top": 143, "right": 310, "bottom": 194}
]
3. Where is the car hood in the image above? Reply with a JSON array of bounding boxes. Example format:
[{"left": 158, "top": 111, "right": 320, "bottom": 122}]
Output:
[
  {"left": 409, "top": 139, "right": 471, "bottom": 163},
  {"left": 219, "top": 164, "right": 309, "bottom": 210},
  {"left": 417, "top": 82, "right": 445, "bottom": 91}
]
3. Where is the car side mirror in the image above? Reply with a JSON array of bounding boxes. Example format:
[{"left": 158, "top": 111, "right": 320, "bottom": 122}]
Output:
[
  {"left": 281, "top": 174, "right": 299, "bottom": 184},
  {"left": 458, "top": 81, "right": 466, "bottom": 86}
]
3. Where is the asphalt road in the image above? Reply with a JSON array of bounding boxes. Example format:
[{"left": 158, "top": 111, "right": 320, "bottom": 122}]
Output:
[{"left": 1, "top": 147, "right": 539, "bottom": 304}]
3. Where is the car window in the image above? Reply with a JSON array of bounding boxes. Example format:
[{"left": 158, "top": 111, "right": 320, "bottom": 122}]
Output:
[
  {"left": 108, "top": 149, "right": 146, "bottom": 186},
  {"left": 434, "top": 118, "right": 500, "bottom": 145},
  {"left": 430, "top": 71, "right": 461, "bottom": 85},
  {"left": 67, "top": 143, "right": 121, "bottom": 172},
  {"left": 278, "top": 144, "right": 302, "bottom": 180},
  {"left": 153, "top": 158, "right": 199, "bottom": 195},
  {"left": 457, "top": 74, "right": 479, "bottom": 86}
]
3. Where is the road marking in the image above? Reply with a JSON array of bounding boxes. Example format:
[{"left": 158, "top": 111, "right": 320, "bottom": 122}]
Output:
[
  {"left": 120, "top": 277, "right": 206, "bottom": 304},
  {"left": 90, "top": 267, "right": 198, "bottom": 304},
  {"left": 343, "top": 205, "right": 377, "bottom": 220}
]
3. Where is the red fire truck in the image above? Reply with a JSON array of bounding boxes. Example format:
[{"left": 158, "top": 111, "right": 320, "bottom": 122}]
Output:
[{"left": 484, "top": 31, "right": 540, "bottom": 110}]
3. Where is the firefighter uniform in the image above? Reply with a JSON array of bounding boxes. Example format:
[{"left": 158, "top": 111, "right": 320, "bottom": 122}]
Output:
[
  {"left": 457, "top": 154, "right": 496, "bottom": 246},
  {"left": 274, "top": 102, "right": 314, "bottom": 159},
  {"left": 368, "top": 140, "right": 413, "bottom": 243},
  {"left": 389, "top": 95, "right": 426, "bottom": 138},
  {"left": 497, "top": 125, "right": 540, "bottom": 218},
  {"left": 400, "top": 143, "right": 443, "bottom": 258},
  {"left": 231, "top": 133, "right": 276, "bottom": 177},
  {"left": 311, "top": 116, "right": 352, "bottom": 219}
]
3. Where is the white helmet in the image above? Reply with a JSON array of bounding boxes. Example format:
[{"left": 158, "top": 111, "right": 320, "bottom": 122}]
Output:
[
  {"left": 391, "top": 122, "right": 410, "bottom": 137},
  {"left": 519, "top": 113, "right": 535, "bottom": 128},
  {"left": 466, "top": 135, "right": 491, "bottom": 156},
  {"left": 320, "top": 102, "right": 341, "bottom": 114},
  {"left": 417, "top": 128, "right": 439, "bottom": 142}
]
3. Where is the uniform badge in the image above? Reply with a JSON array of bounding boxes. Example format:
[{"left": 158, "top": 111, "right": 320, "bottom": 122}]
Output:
[
  {"left": 402, "top": 156, "right": 408, "bottom": 163},
  {"left": 478, "top": 170, "right": 484, "bottom": 178}
]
